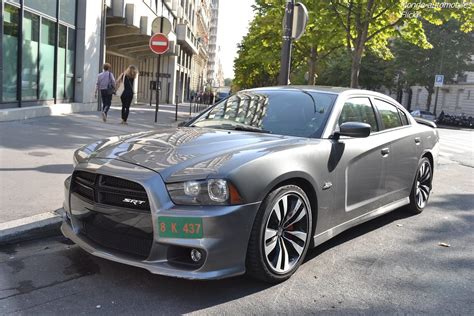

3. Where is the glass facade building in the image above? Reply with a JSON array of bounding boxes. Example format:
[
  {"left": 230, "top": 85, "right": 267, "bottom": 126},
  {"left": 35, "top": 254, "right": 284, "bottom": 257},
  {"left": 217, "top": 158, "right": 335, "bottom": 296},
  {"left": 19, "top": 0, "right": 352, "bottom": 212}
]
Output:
[{"left": 1, "top": 0, "right": 77, "bottom": 108}]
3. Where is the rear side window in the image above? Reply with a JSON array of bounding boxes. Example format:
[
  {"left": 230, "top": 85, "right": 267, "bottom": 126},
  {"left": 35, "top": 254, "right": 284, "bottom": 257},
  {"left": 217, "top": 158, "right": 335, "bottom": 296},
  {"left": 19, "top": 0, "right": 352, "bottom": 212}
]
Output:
[
  {"left": 398, "top": 109, "right": 409, "bottom": 125},
  {"left": 374, "top": 99, "right": 402, "bottom": 130},
  {"left": 338, "top": 97, "right": 378, "bottom": 132}
]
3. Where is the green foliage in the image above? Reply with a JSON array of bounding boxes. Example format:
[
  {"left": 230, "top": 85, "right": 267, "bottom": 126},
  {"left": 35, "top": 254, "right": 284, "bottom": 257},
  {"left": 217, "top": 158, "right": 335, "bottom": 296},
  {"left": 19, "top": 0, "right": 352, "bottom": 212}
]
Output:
[
  {"left": 234, "top": 0, "right": 345, "bottom": 89},
  {"left": 317, "top": 49, "right": 397, "bottom": 90},
  {"left": 233, "top": 0, "right": 474, "bottom": 90},
  {"left": 393, "top": 19, "right": 474, "bottom": 108},
  {"left": 224, "top": 78, "right": 233, "bottom": 86}
]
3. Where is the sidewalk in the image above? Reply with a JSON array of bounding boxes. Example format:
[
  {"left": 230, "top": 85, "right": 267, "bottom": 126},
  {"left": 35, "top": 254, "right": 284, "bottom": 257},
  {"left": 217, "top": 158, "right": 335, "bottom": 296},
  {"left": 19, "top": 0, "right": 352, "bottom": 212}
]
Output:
[{"left": 0, "top": 102, "right": 202, "bottom": 229}]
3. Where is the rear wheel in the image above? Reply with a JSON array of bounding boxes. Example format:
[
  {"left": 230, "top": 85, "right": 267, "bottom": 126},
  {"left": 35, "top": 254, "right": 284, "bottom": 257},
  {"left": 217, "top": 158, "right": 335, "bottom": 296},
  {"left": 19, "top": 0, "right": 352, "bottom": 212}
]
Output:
[
  {"left": 246, "top": 185, "right": 312, "bottom": 283},
  {"left": 408, "top": 157, "right": 432, "bottom": 214}
]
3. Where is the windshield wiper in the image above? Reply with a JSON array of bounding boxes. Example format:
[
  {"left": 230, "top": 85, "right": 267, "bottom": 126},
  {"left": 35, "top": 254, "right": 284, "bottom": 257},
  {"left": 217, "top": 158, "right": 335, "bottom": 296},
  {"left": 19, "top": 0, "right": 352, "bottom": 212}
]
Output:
[{"left": 233, "top": 125, "right": 271, "bottom": 133}]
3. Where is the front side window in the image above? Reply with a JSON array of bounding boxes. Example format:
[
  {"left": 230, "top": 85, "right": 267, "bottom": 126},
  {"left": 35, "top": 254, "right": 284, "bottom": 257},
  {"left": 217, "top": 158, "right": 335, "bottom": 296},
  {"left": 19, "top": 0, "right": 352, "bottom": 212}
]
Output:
[
  {"left": 338, "top": 97, "right": 378, "bottom": 132},
  {"left": 192, "top": 90, "right": 337, "bottom": 138},
  {"left": 374, "top": 99, "right": 402, "bottom": 130}
]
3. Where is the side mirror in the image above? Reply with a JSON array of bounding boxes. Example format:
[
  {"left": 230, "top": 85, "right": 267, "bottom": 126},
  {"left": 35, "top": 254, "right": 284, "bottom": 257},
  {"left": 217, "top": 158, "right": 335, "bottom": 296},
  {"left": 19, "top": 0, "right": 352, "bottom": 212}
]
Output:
[
  {"left": 178, "top": 121, "right": 187, "bottom": 127},
  {"left": 335, "top": 122, "right": 371, "bottom": 139}
]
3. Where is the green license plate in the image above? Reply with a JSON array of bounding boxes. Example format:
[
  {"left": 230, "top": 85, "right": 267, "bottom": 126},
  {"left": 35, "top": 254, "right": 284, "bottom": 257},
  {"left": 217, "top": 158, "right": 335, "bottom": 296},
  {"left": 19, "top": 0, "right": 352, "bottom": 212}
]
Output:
[{"left": 158, "top": 216, "right": 203, "bottom": 238}]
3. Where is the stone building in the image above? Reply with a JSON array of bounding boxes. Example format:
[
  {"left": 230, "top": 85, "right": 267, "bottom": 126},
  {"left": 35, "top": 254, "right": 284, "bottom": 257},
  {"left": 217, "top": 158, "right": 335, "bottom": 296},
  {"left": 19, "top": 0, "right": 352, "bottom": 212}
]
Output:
[{"left": 206, "top": 0, "right": 218, "bottom": 88}]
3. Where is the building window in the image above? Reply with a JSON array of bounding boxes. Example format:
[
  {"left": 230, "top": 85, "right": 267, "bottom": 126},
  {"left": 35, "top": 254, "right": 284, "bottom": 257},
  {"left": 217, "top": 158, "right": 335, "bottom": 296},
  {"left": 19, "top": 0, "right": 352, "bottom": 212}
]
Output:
[
  {"left": 66, "top": 28, "right": 75, "bottom": 99},
  {"left": 57, "top": 25, "right": 75, "bottom": 100},
  {"left": 57, "top": 25, "right": 67, "bottom": 99},
  {"left": 25, "top": 0, "right": 57, "bottom": 19},
  {"left": 2, "top": 4, "right": 19, "bottom": 102},
  {"left": 22, "top": 11, "right": 40, "bottom": 101},
  {"left": 39, "top": 18, "right": 55, "bottom": 100},
  {"left": 60, "top": 0, "right": 76, "bottom": 25},
  {"left": 2, "top": 0, "right": 76, "bottom": 107}
]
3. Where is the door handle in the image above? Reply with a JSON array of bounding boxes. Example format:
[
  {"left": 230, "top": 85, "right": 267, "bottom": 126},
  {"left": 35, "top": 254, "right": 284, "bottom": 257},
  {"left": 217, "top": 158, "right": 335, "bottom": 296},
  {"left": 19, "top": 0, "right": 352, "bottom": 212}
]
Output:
[
  {"left": 414, "top": 137, "right": 421, "bottom": 144},
  {"left": 381, "top": 148, "right": 390, "bottom": 156}
]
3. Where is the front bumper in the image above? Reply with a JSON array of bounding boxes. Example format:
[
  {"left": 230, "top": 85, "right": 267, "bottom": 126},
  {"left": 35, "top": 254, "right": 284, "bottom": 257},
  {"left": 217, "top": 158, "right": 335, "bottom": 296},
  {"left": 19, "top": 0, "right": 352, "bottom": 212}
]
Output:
[{"left": 62, "top": 158, "right": 260, "bottom": 280}]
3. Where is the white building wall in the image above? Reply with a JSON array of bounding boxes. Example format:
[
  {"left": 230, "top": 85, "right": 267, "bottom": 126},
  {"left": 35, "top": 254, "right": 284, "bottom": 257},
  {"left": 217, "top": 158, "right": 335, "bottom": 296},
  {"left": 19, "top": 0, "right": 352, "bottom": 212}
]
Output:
[
  {"left": 75, "top": 0, "right": 103, "bottom": 105},
  {"left": 382, "top": 83, "right": 474, "bottom": 117}
]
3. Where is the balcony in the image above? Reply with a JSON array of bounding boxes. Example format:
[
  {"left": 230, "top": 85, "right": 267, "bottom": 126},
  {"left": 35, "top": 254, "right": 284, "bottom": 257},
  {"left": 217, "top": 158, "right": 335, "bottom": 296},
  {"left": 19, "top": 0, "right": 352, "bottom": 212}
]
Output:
[
  {"left": 176, "top": 23, "right": 198, "bottom": 55},
  {"left": 105, "top": 0, "right": 177, "bottom": 58}
]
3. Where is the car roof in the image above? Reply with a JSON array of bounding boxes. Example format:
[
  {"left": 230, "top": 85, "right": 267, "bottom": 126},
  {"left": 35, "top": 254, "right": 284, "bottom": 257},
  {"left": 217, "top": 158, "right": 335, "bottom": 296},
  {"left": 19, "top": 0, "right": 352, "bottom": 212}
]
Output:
[
  {"left": 247, "top": 85, "right": 394, "bottom": 98},
  {"left": 249, "top": 85, "right": 351, "bottom": 94}
]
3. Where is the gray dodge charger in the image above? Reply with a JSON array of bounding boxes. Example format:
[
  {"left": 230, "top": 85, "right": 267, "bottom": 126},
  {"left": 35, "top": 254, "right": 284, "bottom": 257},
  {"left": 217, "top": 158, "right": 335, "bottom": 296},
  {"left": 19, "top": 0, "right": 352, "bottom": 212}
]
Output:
[{"left": 62, "top": 86, "right": 439, "bottom": 283}]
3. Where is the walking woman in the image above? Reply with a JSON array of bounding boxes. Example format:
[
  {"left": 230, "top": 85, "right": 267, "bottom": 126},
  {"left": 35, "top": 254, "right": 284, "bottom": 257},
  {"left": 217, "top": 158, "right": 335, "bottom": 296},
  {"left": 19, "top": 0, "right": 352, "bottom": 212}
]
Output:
[
  {"left": 116, "top": 65, "right": 138, "bottom": 125},
  {"left": 95, "top": 63, "right": 116, "bottom": 122}
]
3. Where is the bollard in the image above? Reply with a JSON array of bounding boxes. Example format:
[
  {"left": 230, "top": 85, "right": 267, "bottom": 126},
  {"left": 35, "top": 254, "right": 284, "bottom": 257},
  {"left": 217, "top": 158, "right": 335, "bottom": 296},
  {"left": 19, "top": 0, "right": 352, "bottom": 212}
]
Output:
[{"left": 175, "top": 95, "right": 178, "bottom": 121}]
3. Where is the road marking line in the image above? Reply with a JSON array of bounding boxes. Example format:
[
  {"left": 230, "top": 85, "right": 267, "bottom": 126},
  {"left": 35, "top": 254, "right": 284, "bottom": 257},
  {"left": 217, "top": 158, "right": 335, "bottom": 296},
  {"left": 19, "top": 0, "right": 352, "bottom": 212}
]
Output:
[
  {"left": 439, "top": 152, "right": 453, "bottom": 157},
  {"left": 439, "top": 146, "right": 465, "bottom": 154}
]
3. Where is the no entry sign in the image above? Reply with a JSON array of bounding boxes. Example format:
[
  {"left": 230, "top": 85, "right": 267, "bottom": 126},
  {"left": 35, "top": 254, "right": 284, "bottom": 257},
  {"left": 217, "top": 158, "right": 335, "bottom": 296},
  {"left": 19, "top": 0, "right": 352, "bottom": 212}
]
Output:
[{"left": 149, "top": 33, "right": 169, "bottom": 55}]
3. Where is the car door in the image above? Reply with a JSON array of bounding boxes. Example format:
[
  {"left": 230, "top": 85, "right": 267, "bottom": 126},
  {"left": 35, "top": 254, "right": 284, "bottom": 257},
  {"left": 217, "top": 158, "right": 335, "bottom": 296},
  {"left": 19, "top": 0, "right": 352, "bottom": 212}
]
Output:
[
  {"left": 372, "top": 98, "right": 419, "bottom": 203},
  {"left": 330, "top": 97, "right": 392, "bottom": 226}
]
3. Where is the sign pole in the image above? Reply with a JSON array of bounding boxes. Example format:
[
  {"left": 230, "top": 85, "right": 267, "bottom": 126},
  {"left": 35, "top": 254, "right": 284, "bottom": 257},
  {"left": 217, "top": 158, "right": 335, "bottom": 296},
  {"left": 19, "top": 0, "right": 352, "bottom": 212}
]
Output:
[
  {"left": 279, "top": 0, "right": 294, "bottom": 85},
  {"left": 433, "top": 87, "right": 439, "bottom": 115},
  {"left": 154, "top": 18, "right": 164, "bottom": 123},
  {"left": 155, "top": 55, "right": 161, "bottom": 123}
]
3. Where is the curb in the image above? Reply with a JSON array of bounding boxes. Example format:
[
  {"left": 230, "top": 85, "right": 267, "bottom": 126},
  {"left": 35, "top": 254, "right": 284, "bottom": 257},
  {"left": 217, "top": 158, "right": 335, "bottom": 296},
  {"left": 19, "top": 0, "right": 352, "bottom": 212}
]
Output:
[{"left": 0, "top": 209, "right": 63, "bottom": 246}]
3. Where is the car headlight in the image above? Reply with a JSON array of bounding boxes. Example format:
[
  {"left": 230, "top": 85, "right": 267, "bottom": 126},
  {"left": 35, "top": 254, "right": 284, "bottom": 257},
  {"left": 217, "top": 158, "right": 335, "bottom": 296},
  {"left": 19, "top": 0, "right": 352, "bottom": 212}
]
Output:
[{"left": 166, "top": 179, "right": 242, "bottom": 205}]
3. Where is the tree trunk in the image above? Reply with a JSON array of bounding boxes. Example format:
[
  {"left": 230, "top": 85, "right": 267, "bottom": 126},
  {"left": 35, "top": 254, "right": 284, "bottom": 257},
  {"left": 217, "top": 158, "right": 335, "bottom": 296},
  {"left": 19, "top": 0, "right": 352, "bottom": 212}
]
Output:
[
  {"left": 308, "top": 45, "right": 318, "bottom": 85},
  {"left": 407, "top": 88, "right": 413, "bottom": 111},
  {"left": 350, "top": 51, "right": 361, "bottom": 88},
  {"left": 349, "top": 0, "right": 375, "bottom": 88},
  {"left": 426, "top": 86, "right": 434, "bottom": 111}
]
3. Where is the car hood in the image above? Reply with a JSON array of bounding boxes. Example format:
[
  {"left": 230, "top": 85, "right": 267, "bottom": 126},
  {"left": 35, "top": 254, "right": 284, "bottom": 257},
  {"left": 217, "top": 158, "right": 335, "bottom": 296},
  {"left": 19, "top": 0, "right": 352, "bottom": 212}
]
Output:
[{"left": 84, "top": 127, "right": 301, "bottom": 182}]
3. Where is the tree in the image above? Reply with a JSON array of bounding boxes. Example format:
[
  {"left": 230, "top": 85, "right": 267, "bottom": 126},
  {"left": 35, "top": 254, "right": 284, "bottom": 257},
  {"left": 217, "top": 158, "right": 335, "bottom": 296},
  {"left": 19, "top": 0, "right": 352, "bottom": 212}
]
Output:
[
  {"left": 317, "top": 49, "right": 396, "bottom": 90},
  {"left": 224, "top": 78, "right": 233, "bottom": 86},
  {"left": 393, "top": 20, "right": 474, "bottom": 111},
  {"left": 234, "top": 0, "right": 474, "bottom": 90},
  {"left": 233, "top": 0, "right": 345, "bottom": 89},
  {"left": 327, "top": 0, "right": 474, "bottom": 88}
]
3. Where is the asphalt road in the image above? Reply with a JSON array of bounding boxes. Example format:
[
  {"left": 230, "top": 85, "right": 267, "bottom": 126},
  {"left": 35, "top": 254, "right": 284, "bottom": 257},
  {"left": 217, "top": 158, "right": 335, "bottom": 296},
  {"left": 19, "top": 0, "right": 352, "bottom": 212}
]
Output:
[
  {"left": 437, "top": 128, "right": 474, "bottom": 167},
  {"left": 1, "top": 129, "right": 473, "bottom": 315}
]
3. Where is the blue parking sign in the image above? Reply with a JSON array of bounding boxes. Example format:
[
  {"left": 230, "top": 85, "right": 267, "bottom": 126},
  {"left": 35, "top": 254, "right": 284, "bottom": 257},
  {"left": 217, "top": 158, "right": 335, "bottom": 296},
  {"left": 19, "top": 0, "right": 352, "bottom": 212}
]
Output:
[{"left": 434, "top": 75, "right": 444, "bottom": 87}]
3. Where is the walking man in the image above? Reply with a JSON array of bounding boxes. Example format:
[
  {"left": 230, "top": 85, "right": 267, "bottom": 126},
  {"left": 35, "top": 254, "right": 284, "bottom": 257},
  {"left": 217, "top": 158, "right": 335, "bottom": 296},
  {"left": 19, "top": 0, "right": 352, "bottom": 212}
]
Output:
[{"left": 95, "top": 63, "right": 116, "bottom": 122}]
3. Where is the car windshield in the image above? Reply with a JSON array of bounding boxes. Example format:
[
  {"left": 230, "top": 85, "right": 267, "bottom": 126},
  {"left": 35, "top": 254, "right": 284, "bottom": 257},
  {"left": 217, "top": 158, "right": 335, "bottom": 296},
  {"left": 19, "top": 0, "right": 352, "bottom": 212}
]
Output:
[{"left": 191, "top": 90, "right": 337, "bottom": 138}]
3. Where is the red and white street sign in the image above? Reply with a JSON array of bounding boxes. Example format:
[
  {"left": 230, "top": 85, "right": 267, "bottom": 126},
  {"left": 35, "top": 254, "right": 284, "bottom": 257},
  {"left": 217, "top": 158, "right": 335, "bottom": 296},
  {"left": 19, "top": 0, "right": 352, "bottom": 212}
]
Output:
[{"left": 149, "top": 33, "right": 169, "bottom": 55}]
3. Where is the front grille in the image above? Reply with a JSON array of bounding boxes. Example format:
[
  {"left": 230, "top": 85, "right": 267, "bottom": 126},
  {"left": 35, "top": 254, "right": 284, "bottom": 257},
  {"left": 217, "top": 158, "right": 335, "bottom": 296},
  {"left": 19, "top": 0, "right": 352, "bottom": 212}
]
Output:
[
  {"left": 81, "top": 214, "right": 153, "bottom": 259},
  {"left": 71, "top": 171, "right": 150, "bottom": 211},
  {"left": 70, "top": 170, "right": 153, "bottom": 259}
]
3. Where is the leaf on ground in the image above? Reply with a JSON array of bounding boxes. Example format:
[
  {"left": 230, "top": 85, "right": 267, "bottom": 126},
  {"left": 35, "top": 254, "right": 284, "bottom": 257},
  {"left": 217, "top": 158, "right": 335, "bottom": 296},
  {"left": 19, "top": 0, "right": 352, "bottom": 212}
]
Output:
[{"left": 438, "top": 242, "right": 451, "bottom": 247}]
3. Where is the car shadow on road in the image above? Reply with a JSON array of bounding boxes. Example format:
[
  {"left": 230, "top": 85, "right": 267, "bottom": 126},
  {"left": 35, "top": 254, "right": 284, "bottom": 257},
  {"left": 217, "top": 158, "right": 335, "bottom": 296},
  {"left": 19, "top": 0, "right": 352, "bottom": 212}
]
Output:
[{"left": 304, "top": 206, "right": 417, "bottom": 262}]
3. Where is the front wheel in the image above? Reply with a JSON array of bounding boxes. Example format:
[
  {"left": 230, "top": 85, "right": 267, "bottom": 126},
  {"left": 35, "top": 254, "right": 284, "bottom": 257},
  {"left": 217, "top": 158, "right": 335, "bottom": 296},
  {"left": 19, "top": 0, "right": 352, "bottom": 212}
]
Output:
[
  {"left": 407, "top": 157, "right": 433, "bottom": 214},
  {"left": 246, "top": 185, "right": 313, "bottom": 283}
]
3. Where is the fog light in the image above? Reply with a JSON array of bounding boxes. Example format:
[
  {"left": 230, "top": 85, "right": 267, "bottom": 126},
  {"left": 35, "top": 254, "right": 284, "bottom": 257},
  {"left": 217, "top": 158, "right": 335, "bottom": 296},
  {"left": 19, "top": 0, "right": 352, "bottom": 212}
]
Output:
[{"left": 190, "top": 249, "right": 202, "bottom": 262}]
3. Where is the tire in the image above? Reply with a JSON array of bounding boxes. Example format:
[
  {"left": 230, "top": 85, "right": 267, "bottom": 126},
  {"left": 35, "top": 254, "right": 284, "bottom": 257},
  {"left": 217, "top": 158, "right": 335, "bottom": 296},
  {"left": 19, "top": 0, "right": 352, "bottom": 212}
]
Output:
[
  {"left": 246, "top": 185, "right": 313, "bottom": 283},
  {"left": 407, "top": 157, "right": 433, "bottom": 214}
]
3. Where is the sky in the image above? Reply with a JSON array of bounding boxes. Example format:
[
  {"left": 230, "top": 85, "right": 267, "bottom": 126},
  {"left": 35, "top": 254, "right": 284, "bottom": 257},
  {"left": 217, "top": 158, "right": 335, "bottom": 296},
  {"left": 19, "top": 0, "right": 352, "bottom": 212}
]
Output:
[{"left": 217, "top": 0, "right": 256, "bottom": 79}]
